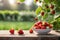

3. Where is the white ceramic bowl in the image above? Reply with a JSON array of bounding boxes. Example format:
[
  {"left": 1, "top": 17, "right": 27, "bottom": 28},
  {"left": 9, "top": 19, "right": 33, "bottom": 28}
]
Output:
[{"left": 33, "top": 28, "right": 51, "bottom": 34}]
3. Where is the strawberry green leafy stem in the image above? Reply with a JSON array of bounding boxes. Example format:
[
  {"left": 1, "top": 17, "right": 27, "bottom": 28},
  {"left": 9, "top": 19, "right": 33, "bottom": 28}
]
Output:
[{"left": 35, "top": 0, "right": 56, "bottom": 23}]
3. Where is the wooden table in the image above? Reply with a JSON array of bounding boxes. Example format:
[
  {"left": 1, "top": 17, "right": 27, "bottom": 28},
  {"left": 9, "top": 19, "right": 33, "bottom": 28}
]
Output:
[{"left": 0, "top": 30, "right": 60, "bottom": 40}]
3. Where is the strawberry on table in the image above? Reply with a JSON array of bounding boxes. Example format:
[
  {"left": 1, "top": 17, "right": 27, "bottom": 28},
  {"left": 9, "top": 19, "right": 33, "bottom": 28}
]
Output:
[
  {"left": 18, "top": 29, "right": 24, "bottom": 35},
  {"left": 9, "top": 28, "right": 14, "bottom": 35},
  {"left": 29, "top": 29, "right": 33, "bottom": 33}
]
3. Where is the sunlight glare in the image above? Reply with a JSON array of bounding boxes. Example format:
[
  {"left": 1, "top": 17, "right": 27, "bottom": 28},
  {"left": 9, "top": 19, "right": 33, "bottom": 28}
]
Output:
[
  {"left": 24, "top": 0, "right": 33, "bottom": 6},
  {"left": 8, "top": 0, "right": 15, "bottom": 5}
]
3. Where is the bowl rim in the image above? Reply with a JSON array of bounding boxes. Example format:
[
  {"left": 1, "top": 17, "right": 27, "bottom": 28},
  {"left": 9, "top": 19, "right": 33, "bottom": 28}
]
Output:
[{"left": 32, "top": 27, "right": 52, "bottom": 30}]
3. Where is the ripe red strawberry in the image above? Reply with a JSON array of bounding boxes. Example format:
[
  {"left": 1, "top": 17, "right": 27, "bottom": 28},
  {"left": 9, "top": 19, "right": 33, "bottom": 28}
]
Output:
[
  {"left": 51, "top": 10, "right": 55, "bottom": 15},
  {"left": 34, "top": 21, "right": 43, "bottom": 29},
  {"left": 9, "top": 28, "right": 14, "bottom": 35},
  {"left": 41, "top": 11, "right": 45, "bottom": 16},
  {"left": 39, "top": 21, "right": 42, "bottom": 24},
  {"left": 50, "top": 4, "right": 54, "bottom": 9},
  {"left": 34, "top": 17, "right": 38, "bottom": 21},
  {"left": 44, "top": 22, "right": 49, "bottom": 26},
  {"left": 41, "top": 26, "right": 46, "bottom": 29},
  {"left": 49, "top": 24, "right": 53, "bottom": 29},
  {"left": 18, "top": 30, "right": 24, "bottom": 35},
  {"left": 35, "top": 26, "right": 41, "bottom": 29},
  {"left": 34, "top": 24, "right": 38, "bottom": 26},
  {"left": 34, "top": 24, "right": 38, "bottom": 27},
  {"left": 34, "top": 22, "right": 42, "bottom": 27},
  {"left": 29, "top": 29, "right": 33, "bottom": 33},
  {"left": 36, "top": 21, "right": 42, "bottom": 25},
  {"left": 38, "top": 24, "right": 42, "bottom": 27}
]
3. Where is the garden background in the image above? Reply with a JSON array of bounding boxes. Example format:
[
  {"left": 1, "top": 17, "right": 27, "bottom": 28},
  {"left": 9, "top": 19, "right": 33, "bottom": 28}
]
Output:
[{"left": 0, "top": 0, "right": 60, "bottom": 30}]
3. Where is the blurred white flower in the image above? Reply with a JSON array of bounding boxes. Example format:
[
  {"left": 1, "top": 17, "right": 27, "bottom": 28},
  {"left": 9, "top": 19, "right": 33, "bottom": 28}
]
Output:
[
  {"left": 36, "top": 1, "right": 43, "bottom": 7},
  {"left": 36, "top": 0, "right": 44, "bottom": 7}
]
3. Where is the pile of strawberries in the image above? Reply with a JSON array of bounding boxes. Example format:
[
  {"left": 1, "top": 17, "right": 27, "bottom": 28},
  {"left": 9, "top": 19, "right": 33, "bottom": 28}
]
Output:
[
  {"left": 33, "top": 21, "right": 53, "bottom": 29},
  {"left": 9, "top": 29, "right": 33, "bottom": 35}
]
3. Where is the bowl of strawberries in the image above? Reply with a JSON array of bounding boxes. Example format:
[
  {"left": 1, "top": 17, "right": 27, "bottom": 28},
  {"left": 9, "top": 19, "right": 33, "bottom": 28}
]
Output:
[{"left": 32, "top": 21, "right": 53, "bottom": 34}]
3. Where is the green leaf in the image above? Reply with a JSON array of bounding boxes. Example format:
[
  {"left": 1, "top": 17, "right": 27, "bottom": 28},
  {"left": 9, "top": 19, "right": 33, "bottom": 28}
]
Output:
[
  {"left": 43, "top": 13, "right": 48, "bottom": 20},
  {"left": 44, "top": 0, "right": 51, "bottom": 3},
  {"left": 35, "top": 7, "right": 42, "bottom": 15},
  {"left": 37, "top": 15, "right": 42, "bottom": 20},
  {"left": 47, "top": 15, "right": 54, "bottom": 23},
  {"left": 19, "top": 0, "right": 25, "bottom": 2},
  {"left": 44, "top": 0, "right": 55, "bottom": 3},
  {"left": 56, "top": 0, "right": 60, "bottom": 7},
  {"left": 55, "top": 15, "right": 60, "bottom": 21}
]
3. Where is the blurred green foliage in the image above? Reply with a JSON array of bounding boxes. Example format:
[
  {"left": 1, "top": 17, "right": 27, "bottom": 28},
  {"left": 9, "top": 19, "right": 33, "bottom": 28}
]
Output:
[
  {"left": 35, "top": 7, "right": 42, "bottom": 15},
  {"left": 52, "top": 15, "right": 60, "bottom": 30},
  {"left": 0, "top": 21, "right": 34, "bottom": 30},
  {"left": 20, "top": 14, "right": 35, "bottom": 21},
  {"left": 0, "top": 10, "right": 36, "bottom": 21},
  {"left": 19, "top": 0, "right": 25, "bottom": 2}
]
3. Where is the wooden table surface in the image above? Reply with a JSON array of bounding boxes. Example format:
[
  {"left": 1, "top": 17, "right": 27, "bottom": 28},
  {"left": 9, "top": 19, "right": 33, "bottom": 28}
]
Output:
[{"left": 0, "top": 30, "right": 60, "bottom": 40}]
